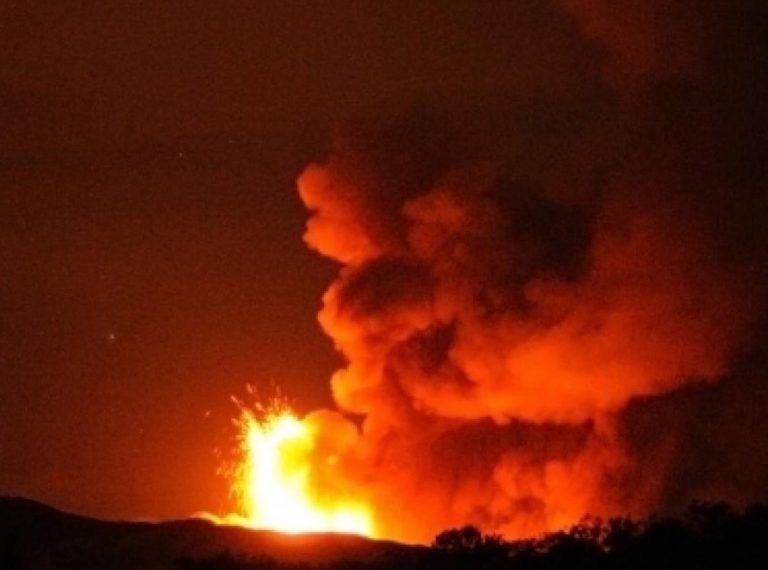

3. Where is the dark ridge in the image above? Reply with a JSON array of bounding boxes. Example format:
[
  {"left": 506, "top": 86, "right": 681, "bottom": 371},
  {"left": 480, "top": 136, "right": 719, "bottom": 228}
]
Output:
[
  {"left": 5, "top": 497, "right": 768, "bottom": 570},
  {"left": 0, "top": 496, "right": 416, "bottom": 570}
]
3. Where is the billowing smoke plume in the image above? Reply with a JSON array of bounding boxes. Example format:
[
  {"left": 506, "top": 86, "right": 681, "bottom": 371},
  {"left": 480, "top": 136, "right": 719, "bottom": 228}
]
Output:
[{"left": 295, "top": 0, "right": 767, "bottom": 542}]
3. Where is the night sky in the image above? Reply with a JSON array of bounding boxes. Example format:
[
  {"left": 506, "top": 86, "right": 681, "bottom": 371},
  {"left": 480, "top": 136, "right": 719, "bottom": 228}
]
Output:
[{"left": 1, "top": 0, "right": 767, "bottom": 530}]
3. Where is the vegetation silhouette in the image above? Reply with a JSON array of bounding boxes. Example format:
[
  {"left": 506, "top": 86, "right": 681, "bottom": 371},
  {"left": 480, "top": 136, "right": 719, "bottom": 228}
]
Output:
[{"left": 176, "top": 502, "right": 768, "bottom": 570}]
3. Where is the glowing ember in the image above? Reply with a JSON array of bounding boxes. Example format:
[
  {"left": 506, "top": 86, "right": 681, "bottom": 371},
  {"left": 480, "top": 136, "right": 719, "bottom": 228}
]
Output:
[{"left": 234, "top": 405, "right": 375, "bottom": 537}]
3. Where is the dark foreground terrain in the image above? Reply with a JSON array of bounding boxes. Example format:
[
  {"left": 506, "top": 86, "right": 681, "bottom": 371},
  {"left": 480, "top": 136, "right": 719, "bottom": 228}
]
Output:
[
  {"left": 3, "top": 497, "right": 768, "bottom": 570},
  {"left": 0, "top": 497, "right": 413, "bottom": 570}
]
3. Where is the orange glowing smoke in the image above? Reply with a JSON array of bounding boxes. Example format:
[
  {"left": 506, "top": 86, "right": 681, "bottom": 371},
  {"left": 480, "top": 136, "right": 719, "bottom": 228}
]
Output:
[
  {"left": 232, "top": 403, "right": 375, "bottom": 537},
  {"left": 283, "top": 124, "right": 759, "bottom": 542},
  {"left": 199, "top": 0, "right": 766, "bottom": 543}
]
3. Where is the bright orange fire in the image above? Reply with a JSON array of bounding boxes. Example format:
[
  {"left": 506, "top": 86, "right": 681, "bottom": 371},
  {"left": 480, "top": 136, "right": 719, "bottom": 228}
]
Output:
[{"left": 233, "top": 404, "right": 375, "bottom": 537}]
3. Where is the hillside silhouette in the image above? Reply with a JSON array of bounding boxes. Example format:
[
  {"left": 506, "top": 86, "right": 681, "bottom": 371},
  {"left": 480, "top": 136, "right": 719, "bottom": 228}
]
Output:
[
  {"left": 3, "top": 497, "right": 768, "bottom": 569},
  {"left": 0, "top": 497, "right": 414, "bottom": 570}
]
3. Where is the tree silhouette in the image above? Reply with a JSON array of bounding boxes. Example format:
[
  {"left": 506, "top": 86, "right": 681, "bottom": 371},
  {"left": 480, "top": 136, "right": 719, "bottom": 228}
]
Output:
[{"left": 433, "top": 525, "right": 485, "bottom": 551}]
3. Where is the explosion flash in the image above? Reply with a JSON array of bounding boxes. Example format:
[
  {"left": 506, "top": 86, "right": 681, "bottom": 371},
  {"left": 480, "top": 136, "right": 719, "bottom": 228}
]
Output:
[{"left": 232, "top": 400, "right": 375, "bottom": 537}]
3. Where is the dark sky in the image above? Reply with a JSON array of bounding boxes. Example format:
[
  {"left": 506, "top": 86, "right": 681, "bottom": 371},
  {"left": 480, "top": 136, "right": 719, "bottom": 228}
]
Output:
[{"left": 1, "top": 0, "right": 767, "bottom": 526}]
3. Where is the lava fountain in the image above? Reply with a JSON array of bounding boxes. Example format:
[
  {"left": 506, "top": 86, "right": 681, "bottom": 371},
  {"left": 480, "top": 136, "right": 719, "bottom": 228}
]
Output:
[{"left": 232, "top": 401, "right": 375, "bottom": 537}]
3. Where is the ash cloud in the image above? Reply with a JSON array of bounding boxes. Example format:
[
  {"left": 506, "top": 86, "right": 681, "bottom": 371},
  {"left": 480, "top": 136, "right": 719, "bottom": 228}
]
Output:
[{"left": 296, "top": 0, "right": 767, "bottom": 541}]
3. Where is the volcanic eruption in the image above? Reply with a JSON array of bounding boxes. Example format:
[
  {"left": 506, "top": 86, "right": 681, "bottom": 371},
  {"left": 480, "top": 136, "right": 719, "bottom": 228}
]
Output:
[
  {"left": 225, "top": 0, "right": 767, "bottom": 545},
  {"left": 233, "top": 399, "right": 375, "bottom": 537}
]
